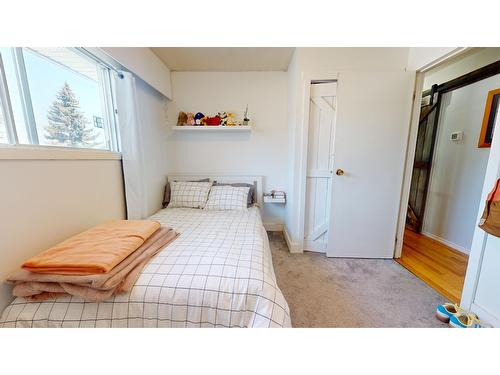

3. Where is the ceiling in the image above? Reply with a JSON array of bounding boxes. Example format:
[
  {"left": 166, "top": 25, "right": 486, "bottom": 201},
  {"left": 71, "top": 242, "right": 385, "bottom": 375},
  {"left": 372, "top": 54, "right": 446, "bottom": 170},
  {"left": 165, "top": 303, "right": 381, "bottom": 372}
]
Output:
[{"left": 150, "top": 47, "right": 295, "bottom": 72}]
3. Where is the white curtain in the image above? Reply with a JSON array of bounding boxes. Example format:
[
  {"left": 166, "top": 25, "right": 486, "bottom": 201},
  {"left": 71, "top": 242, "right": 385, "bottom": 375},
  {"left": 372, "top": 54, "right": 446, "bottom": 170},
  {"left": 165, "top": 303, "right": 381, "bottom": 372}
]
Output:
[{"left": 114, "top": 71, "right": 148, "bottom": 219}]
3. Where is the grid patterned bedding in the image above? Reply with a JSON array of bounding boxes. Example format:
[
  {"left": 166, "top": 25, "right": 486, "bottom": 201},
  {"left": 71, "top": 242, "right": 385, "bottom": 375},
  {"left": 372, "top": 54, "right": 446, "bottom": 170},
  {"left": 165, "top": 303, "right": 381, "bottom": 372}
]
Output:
[
  {"left": 0, "top": 207, "right": 291, "bottom": 328},
  {"left": 205, "top": 185, "right": 250, "bottom": 210}
]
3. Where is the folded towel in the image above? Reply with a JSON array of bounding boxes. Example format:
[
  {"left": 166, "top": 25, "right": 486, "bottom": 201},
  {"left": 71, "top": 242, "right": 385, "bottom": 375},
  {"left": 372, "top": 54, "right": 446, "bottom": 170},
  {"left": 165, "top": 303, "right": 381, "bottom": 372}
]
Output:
[
  {"left": 22, "top": 220, "right": 161, "bottom": 275},
  {"left": 10, "top": 226, "right": 179, "bottom": 302}
]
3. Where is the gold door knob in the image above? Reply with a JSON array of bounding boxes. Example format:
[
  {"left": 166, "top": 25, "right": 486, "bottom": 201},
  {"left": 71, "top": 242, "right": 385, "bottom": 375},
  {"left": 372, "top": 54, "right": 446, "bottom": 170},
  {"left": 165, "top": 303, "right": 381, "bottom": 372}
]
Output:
[{"left": 336, "top": 169, "right": 344, "bottom": 176}]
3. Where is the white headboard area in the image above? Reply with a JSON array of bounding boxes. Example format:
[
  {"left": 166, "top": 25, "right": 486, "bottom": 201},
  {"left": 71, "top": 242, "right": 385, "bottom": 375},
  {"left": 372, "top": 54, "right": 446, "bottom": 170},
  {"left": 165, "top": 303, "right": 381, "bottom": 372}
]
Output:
[{"left": 167, "top": 174, "right": 264, "bottom": 207}]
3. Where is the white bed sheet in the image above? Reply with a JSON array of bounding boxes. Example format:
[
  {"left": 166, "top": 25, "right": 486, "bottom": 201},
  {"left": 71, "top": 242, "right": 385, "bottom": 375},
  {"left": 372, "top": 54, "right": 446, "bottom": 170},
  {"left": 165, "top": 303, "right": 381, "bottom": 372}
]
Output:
[{"left": 0, "top": 207, "right": 291, "bottom": 328}]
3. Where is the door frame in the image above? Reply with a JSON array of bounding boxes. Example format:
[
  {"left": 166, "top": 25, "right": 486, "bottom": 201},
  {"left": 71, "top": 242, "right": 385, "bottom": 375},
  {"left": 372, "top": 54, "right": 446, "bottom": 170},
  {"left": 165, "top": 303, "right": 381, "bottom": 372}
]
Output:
[
  {"left": 303, "top": 81, "right": 338, "bottom": 253},
  {"left": 394, "top": 72, "right": 425, "bottom": 257},
  {"left": 395, "top": 50, "right": 470, "bottom": 258},
  {"left": 296, "top": 71, "right": 339, "bottom": 252},
  {"left": 395, "top": 54, "right": 500, "bottom": 258}
]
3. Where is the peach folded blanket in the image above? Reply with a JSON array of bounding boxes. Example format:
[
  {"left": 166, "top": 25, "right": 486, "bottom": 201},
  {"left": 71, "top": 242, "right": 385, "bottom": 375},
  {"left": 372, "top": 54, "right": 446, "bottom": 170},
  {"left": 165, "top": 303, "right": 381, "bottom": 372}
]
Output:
[
  {"left": 22, "top": 220, "right": 161, "bottom": 275},
  {"left": 9, "top": 226, "right": 179, "bottom": 302}
]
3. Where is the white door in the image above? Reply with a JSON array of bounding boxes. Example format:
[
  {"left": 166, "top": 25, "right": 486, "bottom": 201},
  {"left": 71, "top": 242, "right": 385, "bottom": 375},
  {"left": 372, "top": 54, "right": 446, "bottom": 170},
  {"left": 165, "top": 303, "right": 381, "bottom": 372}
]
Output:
[
  {"left": 304, "top": 82, "right": 337, "bottom": 253},
  {"left": 327, "top": 71, "right": 415, "bottom": 258}
]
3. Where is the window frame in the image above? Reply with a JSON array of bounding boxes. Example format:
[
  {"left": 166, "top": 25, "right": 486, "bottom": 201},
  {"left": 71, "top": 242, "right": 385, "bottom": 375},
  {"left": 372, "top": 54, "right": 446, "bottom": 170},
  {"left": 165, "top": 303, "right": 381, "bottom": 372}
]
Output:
[
  {"left": 13, "top": 48, "right": 39, "bottom": 145},
  {"left": 0, "top": 47, "right": 121, "bottom": 158},
  {"left": 0, "top": 53, "right": 18, "bottom": 144}
]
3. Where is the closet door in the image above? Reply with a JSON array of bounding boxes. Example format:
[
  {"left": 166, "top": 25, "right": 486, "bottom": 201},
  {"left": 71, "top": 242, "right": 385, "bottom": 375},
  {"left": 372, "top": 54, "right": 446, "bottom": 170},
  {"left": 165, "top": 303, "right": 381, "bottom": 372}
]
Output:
[
  {"left": 327, "top": 71, "right": 414, "bottom": 258},
  {"left": 304, "top": 82, "right": 337, "bottom": 252}
]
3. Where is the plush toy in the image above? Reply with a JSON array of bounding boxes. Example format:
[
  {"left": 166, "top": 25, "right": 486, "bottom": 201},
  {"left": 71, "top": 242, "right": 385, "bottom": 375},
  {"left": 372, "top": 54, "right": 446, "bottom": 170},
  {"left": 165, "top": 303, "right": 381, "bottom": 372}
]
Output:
[
  {"left": 194, "top": 112, "right": 205, "bottom": 125},
  {"left": 186, "top": 112, "right": 195, "bottom": 125},
  {"left": 206, "top": 115, "right": 221, "bottom": 126},
  {"left": 218, "top": 112, "right": 228, "bottom": 126},
  {"left": 177, "top": 112, "right": 187, "bottom": 126},
  {"left": 226, "top": 113, "right": 240, "bottom": 126},
  {"left": 200, "top": 116, "right": 208, "bottom": 125}
]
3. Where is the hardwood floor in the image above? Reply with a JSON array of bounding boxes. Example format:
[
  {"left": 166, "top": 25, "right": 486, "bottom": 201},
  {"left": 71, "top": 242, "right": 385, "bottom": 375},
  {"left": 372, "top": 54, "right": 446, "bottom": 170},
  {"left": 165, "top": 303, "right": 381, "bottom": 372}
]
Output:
[{"left": 396, "top": 229, "right": 469, "bottom": 303}]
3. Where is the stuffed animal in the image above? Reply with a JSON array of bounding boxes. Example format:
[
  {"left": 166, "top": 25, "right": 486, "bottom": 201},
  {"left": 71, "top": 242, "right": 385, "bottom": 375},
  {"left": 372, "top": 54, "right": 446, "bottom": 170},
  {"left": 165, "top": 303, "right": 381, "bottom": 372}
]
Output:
[
  {"left": 194, "top": 112, "right": 205, "bottom": 125},
  {"left": 200, "top": 116, "right": 208, "bottom": 125},
  {"left": 186, "top": 112, "right": 195, "bottom": 125},
  {"left": 218, "top": 112, "right": 228, "bottom": 126},
  {"left": 206, "top": 115, "right": 221, "bottom": 126},
  {"left": 226, "top": 113, "right": 240, "bottom": 126},
  {"left": 177, "top": 112, "right": 187, "bottom": 126}
]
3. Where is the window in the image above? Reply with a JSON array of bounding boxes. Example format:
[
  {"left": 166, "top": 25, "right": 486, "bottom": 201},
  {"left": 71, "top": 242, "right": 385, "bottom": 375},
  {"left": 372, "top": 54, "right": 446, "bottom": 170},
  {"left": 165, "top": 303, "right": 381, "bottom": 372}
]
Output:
[
  {"left": 0, "top": 97, "right": 7, "bottom": 143},
  {"left": 0, "top": 55, "right": 12, "bottom": 144},
  {"left": 0, "top": 47, "right": 118, "bottom": 151}
]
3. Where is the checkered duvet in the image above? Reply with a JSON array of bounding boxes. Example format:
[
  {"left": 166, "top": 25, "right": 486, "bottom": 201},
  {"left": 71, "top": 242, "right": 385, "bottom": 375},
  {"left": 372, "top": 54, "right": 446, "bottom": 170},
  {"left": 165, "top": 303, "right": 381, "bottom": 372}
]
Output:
[{"left": 0, "top": 207, "right": 291, "bottom": 328}]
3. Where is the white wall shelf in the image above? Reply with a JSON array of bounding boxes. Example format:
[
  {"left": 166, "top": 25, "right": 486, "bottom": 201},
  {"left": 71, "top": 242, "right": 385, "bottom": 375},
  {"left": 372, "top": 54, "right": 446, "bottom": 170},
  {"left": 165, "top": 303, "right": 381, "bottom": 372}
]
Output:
[
  {"left": 263, "top": 193, "right": 286, "bottom": 204},
  {"left": 172, "top": 125, "right": 252, "bottom": 132},
  {"left": 264, "top": 196, "right": 286, "bottom": 204}
]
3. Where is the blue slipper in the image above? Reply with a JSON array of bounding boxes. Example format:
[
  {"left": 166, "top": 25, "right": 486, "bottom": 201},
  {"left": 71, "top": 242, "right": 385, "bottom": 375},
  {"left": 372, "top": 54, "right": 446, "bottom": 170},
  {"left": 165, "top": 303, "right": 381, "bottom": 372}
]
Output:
[
  {"left": 449, "top": 312, "right": 481, "bottom": 328},
  {"left": 435, "top": 303, "right": 460, "bottom": 323}
]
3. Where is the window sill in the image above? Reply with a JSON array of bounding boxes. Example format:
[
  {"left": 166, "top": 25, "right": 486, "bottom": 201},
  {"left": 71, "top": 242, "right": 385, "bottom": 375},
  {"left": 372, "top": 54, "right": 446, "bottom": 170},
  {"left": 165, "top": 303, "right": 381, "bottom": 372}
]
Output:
[{"left": 0, "top": 145, "right": 122, "bottom": 160}]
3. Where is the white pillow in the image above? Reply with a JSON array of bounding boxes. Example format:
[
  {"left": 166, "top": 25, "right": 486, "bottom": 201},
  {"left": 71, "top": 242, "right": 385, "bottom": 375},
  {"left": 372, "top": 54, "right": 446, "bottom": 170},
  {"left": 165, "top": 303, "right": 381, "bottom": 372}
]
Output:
[
  {"left": 205, "top": 185, "right": 250, "bottom": 210},
  {"left": 168, "top": 181, "right": 212, "bottom": 209}
]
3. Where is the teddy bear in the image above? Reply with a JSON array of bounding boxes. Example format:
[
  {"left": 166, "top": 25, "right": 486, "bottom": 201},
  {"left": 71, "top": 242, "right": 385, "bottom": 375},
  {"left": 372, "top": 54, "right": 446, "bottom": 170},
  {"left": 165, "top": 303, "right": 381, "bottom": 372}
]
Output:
[
  {"left": 186, "top": 112, "right": 195, "bottom": 125},
  {"left": 177, "top": 112, "right": 187, "bottom": 126},
  {"left": 226, "top": 113, "right": 240, "bottom": 126}
]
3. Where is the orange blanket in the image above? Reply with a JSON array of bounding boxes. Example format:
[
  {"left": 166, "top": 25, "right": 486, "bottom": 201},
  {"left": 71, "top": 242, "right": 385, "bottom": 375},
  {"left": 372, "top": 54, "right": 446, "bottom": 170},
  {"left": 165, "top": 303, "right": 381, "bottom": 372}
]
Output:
[
  {"left": 10, "top": 227, "right": 179, "bottom": 302},
  {"left": 22, "top": 220, "right": 161, "bottom": 275}
]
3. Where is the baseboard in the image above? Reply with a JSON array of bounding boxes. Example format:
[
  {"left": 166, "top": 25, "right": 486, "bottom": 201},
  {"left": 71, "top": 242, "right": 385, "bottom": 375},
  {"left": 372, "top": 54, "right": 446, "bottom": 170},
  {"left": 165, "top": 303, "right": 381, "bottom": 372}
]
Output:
[
  {"left": 421, "top": 231, "right": 470, "bottom": 254},
  {"left": 284, "top": 226, "right": 302, "bottom": 254},
  {"left": 263, "top": 222, "right": 284, "bottom": 232},
  {"left": 471, "top": 303, "right": 500, "bottom": 328}
]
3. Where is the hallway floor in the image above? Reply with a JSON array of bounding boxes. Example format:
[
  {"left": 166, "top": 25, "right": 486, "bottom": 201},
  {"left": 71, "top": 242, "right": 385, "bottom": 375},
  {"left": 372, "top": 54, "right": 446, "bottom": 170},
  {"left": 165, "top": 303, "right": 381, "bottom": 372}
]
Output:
[{"left": 396, "top": 229, "right": 469, "bottom": 303}]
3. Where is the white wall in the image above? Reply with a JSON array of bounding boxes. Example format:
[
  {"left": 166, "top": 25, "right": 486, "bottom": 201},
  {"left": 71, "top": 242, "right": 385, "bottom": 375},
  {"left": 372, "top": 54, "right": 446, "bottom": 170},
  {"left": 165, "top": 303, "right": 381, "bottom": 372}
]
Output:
[
  {"left": 422, "top": 75, "right": 499, "bottom": 252},
  {"left": 0, "top": 157, "right": 126, "bottom": 311},
  {"left": 101, "top": 47, "right": 172, "bottom": 99},
  {"left": 407, "top": 47, "right": 462, "bottom": 71},
  {"left": 166, "top": 72, "right": 288, "bottom": 225},
  {"left": 135, "top": 78, "right": 173, "bottom": 216},
  {"left": 285, "top": 52, "right": 300, "bottom": 250},
  {"left": 473, "top": 233, "right": 500, "bottom": 325},
  {"left": 462, "top": 104, "right": 500, "bottom": 327},
  {"left": 296, "top": 48, "right": 410, "bottom": 71},
  {"left": 285, "top": 48, "right": 412, "bottom": 249},
  {"left": 423, "top": 48, "right": 500, "bottom": 90}
]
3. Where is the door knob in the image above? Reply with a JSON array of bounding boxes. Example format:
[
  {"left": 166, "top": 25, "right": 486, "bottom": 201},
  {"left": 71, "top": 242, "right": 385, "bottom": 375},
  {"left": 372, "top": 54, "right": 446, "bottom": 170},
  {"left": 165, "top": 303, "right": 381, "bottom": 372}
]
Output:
[{"left": 335, "top": 169, "right": 344, "bottom": 176}]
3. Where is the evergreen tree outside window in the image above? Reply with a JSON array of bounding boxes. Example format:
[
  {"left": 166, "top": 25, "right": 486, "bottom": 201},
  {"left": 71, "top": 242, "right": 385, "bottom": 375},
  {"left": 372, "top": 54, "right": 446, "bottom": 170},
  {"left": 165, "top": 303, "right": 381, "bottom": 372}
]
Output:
[{"left": 45, "top": 82, "right": 98, "bottom": 147}]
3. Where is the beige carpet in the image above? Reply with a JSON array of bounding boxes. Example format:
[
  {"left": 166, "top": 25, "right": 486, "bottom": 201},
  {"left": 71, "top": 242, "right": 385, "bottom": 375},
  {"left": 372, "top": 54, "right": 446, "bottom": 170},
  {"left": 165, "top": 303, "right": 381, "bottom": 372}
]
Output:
[{"left": 268, "top": 231, "right": 446, "bottom": 328}]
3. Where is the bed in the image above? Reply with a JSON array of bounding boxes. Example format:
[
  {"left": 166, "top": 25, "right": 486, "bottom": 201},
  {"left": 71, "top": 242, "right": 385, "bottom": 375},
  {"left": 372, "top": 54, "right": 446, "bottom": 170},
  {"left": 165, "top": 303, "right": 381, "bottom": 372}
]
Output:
[{"left": 0, "top": 175, "right": 291, "bottom": 328}]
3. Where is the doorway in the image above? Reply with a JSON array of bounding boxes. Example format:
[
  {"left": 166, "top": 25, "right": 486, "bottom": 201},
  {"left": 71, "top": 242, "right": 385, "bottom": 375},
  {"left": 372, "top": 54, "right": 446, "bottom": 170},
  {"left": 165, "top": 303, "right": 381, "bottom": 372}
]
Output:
[
  {"left": 397, "top": 56, "right": 500, "bottom": 303},
  {"left": 303, "top": 81, "right": 337, "bottom": 253}
]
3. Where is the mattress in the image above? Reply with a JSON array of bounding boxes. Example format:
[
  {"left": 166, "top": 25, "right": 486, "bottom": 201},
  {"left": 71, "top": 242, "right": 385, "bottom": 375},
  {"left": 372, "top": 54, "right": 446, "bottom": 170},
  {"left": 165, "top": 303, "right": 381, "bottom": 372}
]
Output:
[{"left": 0, "top": 207, "right": 291, "bottom": 328}]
